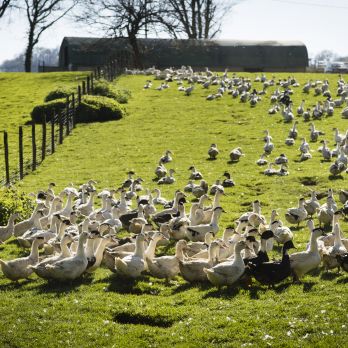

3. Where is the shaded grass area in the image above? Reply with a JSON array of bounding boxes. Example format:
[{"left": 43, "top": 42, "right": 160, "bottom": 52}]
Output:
[{"left": 0, "top": 72, "right": 348, "bottom": 347}]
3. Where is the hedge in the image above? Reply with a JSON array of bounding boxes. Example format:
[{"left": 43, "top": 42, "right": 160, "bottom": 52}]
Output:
[
  {"left": 0, "top": 187, "right": 34, "bottom": 226},
  {"left": 31, "top": 98, "right": 67, "bottom": 123},
  {"left": 76, "top": 95, "right": 126, "bottom": 123},
  {"left": 93, "top": 79, "right": 131, "bottom": 104},
  {"left": 44, "top": 86, "right": 75, "bottom": 102}
]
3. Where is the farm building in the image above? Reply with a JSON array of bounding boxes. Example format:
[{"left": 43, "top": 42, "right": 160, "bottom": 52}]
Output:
[{"left": 59, "top": 37, "right": 308, "bottom": 72}]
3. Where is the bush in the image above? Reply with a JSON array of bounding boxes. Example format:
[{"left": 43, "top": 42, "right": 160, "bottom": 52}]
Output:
[
  {"left": 93, "top": 79, "right": 130, "bottom": 104},
  {"left": 76, "top": 95, "right": 126, "bottom": 123},
  {"left": 31, "top": 98, "right": 66, "bottom": 123},
  {"left": 44, "top": 86, "right": 74, "bottom": 102},
  {"left": 0, "top": 187, "right": 35, "bottom": 226}
]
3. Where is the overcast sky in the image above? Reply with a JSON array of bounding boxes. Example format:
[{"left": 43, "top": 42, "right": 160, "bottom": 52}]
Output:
[{"left": 0, "top": 0, "right": 348, "bottom": 64}]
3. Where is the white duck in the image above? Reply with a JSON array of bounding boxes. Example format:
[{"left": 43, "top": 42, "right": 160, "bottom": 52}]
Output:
[
  {"left": 270, "top": 220, "right": 293, "bottom": 245},
  {"left": 0, "top": 213, "right": 19, "bottom": 243},
  {"left": 285, "top": 198, "right": 308, "bottom": 226},
  {"left": 14, "top": 204, "right": 45, "bottom": 237},
  {"left": 0, "top": 237, "right": 44, "bottom": 281},
  {"left": 203, "top": 240, "right": 248, "bottom": 287},
  {"left": 114, "top": 233, "right": 148, "bottom": 278},
  {"left": 289, "top": 220, "right": 322, "bottom": 281},
  {"left": 208, "top": 143, "right": 219, "bottom": 160},
  {"left": 43, "top": 231, "right": 89, "bottom": 282},
  {"left": 158, "top": 169, "right": 176, "bottom": 185},
  {"left": 304, "top": 191, "right": 320, "bottom": 217}
]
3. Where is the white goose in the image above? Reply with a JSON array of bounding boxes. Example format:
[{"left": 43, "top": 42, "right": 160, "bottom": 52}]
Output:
[
  {"left": 158, "top": 169, "right": 176, "bottom": 185},
  {"left": 0, "top": 213, "right": 19, "bottom": 243},
  {"left": 285, "top": 198, "right": 307, "bottom": 226}
]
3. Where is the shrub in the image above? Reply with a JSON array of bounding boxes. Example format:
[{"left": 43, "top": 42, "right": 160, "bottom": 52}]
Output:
[
  {"left": 0, "top": 187, "right": 35, "bottom": 226},
  {"left": 31, "top": 98, "right": 66, "bottom": 123},
  {"left": 93, "top": 79, "right": 131, "bottom": 104},
  {"left": 44, "top": 86, "right": 74, "bottom": 102},
  {"left": 76, "top": 95, "right": 126, "bottom": 123}
]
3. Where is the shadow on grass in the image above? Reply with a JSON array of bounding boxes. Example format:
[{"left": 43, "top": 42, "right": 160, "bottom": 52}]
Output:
[
  {"left": 227, "top": 160, "right": 240, "bottom": 165},
  {"left": 203, "top": 286, "right": 240, "bottom": 299},
  {"left": 302, "top": 281, "right": 316, "bottom": 292},
  {"left": 320, "top": 271, "right": 341, "bottom": 281},
  {"left": 0, "top": 279, "right": 32, "bottom": 291},
  {"left": 328, "top": 175, "right": 344, "bottom": 181},
  {"left": 337, "top": 276, "right": 348, "bottom": 284},
  {"left": 171, "top": 281, "right": 203, "bottom": 294},
  {"left": 206, "top": 157, "right": 217, "bottom": 161}
]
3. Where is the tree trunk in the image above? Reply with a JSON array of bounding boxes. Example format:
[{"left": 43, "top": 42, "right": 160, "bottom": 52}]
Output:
[
  {"left": 128, "top": 34, "right": 142, "bottom": 68},
  {"left": 25, "top": 28, "right": 35, "bottom": 72}
]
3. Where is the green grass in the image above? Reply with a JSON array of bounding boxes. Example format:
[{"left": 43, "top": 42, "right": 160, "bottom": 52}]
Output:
[
  {"left": 0, "top": 72, "right": 88, "bottom": 179},
  {"left": 1, "top": 72, "right": 348, "bottom": 347}
]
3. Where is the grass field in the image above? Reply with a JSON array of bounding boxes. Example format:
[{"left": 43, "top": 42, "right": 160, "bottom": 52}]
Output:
[
  {"left": 0, "top": 72, "right": 348, "bottom": 347},
  {"left": 0, "top": 72, "right": 88, "bottom": 179}
]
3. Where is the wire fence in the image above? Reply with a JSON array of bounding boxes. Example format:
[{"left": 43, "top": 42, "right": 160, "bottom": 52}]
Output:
[{"left": 1, "top": 59, "right": 120, "bottom": 187}]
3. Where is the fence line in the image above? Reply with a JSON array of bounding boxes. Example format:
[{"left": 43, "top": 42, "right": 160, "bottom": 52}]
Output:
[{"left": 1, "top": 59, "right": 121, "bottom": 187}]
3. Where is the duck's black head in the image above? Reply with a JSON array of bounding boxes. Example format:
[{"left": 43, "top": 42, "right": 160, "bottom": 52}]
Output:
[
  {"left": 283, "top": 240, "right": 296, "bottom": 250},
  {"left": 261, "top": 230, "right": 274, "bottom": 240}
]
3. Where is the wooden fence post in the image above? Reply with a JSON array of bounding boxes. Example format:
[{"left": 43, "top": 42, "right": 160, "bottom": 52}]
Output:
[
  {"left": 71, "top": 93, "right": 76, "bottom": 128},
  {"left": 51, "top": 118, "right": 55, "bottom": 154},
  {"left": 82, "top": 81, "right": 86, "bottom": 95},
  {"left": 59, "top": 112, "right": 63, "bottom": 144},
  {"left": 18, "top": 126, "right": 23, "bottom": 180},
  {"left": 86, "top": 76, "right": 90, "bottom": 94},
  {"left": 41, "top": 114, "right": 47, "bottom": 162},
  {"left": 90, "top": 73, "right": 94, "bottom": 94},
  {"left": 32, "top": 122, "right": 36, "bottom": 171},
  {"left": 3, "top": 131, "right": 10, "bottom": 185},
  {"left": 66, "top": 97, "right": 70, "bottom": 136},
  {"left": 78, "top": 85, "right": 82, "bottom": 105},
  {"left": 97, "top": 67, "right": 101, "bottom": 79}
]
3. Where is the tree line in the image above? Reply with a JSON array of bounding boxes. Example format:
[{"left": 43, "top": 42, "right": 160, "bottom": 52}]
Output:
[{"left": 0, "top": 0, "right": 242, "bottom": 72}]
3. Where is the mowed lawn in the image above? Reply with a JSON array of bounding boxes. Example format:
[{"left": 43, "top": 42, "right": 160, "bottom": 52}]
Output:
[{"left": 0, "top": 72, "right": 348, "bottom": 347}]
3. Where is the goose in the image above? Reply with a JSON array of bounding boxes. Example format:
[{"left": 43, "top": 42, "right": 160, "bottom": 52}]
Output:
[
  {"left": 0, "top": 213, "right": 19, "bottom": 243},
  {"left": 264, "top": 162, "right": 276, "bottom": 176},
  {"left": 297, "top": 100, "right": 305, "bottom": 115},
  {"left": 309, "top": 123, "right": 324, "bottom": 142},
  {"left": 158, "top": 169, "right": 176, "bottom": 185},
  {"left": 14, "top": 203, "right": 46, "bottom": 237},
  {"left": 270, "top": 220, "right": 293, "bottom": 245},
  {"left": 209, "top": 180, "right": 224, "bottom": 195},
  {"left": 75, "top": 190, "right": 97, "bottom": 217},
  {"left": 247, "top": 240, "right": 296, "bottom": 288},
  {"left": 274, "top": 154, "right": 288, "bottom": 165},
  {"left": 289, "top": 221, "right": 323, "bottom": 282},
  {"left": 151, "top": 188, "right": 168, "bottom": 206},
  {"left": 179, "top": 240, "right": 224, "bottom": 283},
  {"left": 192, "top": 180, "right": 208, "bottom": 199},
  {"left": 0, "top": 237, "right": 44, "bottom": 281},
  {"left": 146, "top": 240, "right": 188, "bottom": 280},
  {"left": 304, "top": 191, "right": 320, "bottom": 217},
  {"left": 29, "top": 234, "right": 74, "bottom": 279},
  {"left": 322, "top": 223, "right": 347, "bottom": 272},
  {"left": 264, "top": 137, "right": 274, "bottom": 155},
  {"left": 288, "top": 121, "right": 299, "bottom": 139},
  {"left": 121, "top": 171, "right": 135, "bottom": 189},
  {"left": 168, "top": 203, "right": 190, "bottom": 240},
  {"left": 184, "top": 85, "right": 194, "bottom": 96},
  {"left": 229, "top": 147, "right": 244, "bottom": 162},
  {"left": 114, "top": 233, "right": 149, "bottom": 278},
  {"left": 317, "top": 197, "right": 336, "bottom": 226},
  {"left": 186, "top": 207, "right": 225, "bottom": 242},
  {"left": 336, "top": 253, "right": 348, "bottom": 273},
  {"left": 203, "top": 240, "right": 248, "bottom": 287},
  {"left": 285, "top": 198, "right": 307, "bottom": 226},
  {"left": 244, "top": 230, "right": 274, "bottom": 266},
  {"left": 184, "top": 180, "right": 195, "bottom": 193},
  {"left": 188, "top": 166, "right": 203, "bottom": 180},
  {"left": 222, "top": 171, "right": 235, "bottom": 187},
  {"left": 320, "top": 140, "right": 332, "bottom": 161},
  {"left": 302, "top": 108, "right": 311, "bottom": 121},
  {"left": 256, "top": 154, "right": 268, "bottom": 166},
  {"left": 160, "top": 150, "right": 173, "bottom": 164},
  {"left": 333, "top": 128, "right": 345, "bottom": 145},
  {"left": 263, "top": 130, "right": 272, "bottom": 143},
  {"left": 128, "top": 205, "right": 148, "bottom": 234},
  {"left": 208, "top": 143, "right": 219, "bottom": 160},
  {"left": 154, "top": 161, "right": 167, "bottom": 179}
]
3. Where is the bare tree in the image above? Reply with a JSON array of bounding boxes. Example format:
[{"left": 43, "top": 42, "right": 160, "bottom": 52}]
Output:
[
  {"left": 0, "top": 0, "right": 14, "bottom": 18},
  {"left": 23, "top": 0, "right": 77, "bottom": 72},
  {"left": 164, "top": 0, "right": 242, "bottom": 39},
  {"left": 75, "top": 0, "right": 166, "bottom": 68}
]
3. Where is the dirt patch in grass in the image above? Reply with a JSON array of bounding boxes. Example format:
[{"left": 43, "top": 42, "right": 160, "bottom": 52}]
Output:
[{"left": 299, "top": 176, "right": 319, "bottom": 186}]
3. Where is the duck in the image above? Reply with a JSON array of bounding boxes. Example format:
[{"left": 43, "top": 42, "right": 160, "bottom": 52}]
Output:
[
  {"left": 222, "top": 172, "right": 235, "bottom": 187},
  {"left": 75, "top": 190, "right": 97, "bottom": 217},
  {"left": 168, "top": 203, "right": 190, "bottom": 240},
  {"left": 297, "top": 100, "right": 305, "bottom": 115},
  {"left": 13, "top": 204, "right": 45, "bottom": 237},
  {"left": 209, "top": 180, "right": 224, "bottom": 195},
  {"left": 121, "top": 171, "right": 135, "bottom": 189},
  {"left": 299, "top": 137, "right": 310, "bottom": 153},
  {"left": 184, "top": 180, "right": 195, "bottom": 193},
  {"left": 0, "top": 237, "right": 44, "bottom": 281},
  {"left": 158, "top": 169, "right": 176, "bottom": 185},
  {"left": 29, "top": 234, "right": 74, "bottom": 279},
  {"left": 264, "top": 163, "right": 277, "bottom": 176},
  {"left": 186, "top": 207, "right": 225, "bottom": 242},
  {"left": 270, "top": 220, "right": 293, "bottom": 245},
  {"left": 146, "top": 239, "right": 187, "bottom": 281},
  {"left": 160, "top": 150, "right": 173, "bottom": 163},
  {"left": 304, "top": 191, "right": 320, "bottom": 217},
  {"left": 192, "top": 180, "right": 208, "bottom": 199},
  {"left": 247, "top": 240, "right": 296, "bottom": 288},
  {"left": 229, "top": 147, "right": 244, "bottom": 162},
  {"left": 320, "top": 140, "right": 332, "bottom": 161},
  {"left": 244, "top": 230, "right": 274, "bottom": 266},
  {"left": 333, "top": 128, "right": 345, "bottom": 145},
  {"left": 285, "top": 198, "right": 308, "bottom": 226},
  {"left": 285, "top": 138, "right": 295, "bottom": 146},
  {"left": 317, "top": 197, "right": 336, "bottom": 226},
  {"left": 274, "top": 154, "right": 288, "bottom": 165},
  {"left": 0, "top": 213, "right": 19, "bottom": 243},
  {"left": 302, "top": 108, "right": 311, "bottom": 122},
  {"left": 185, "top": 231, "right": 215, "bottom": 257},
  {"left": 154, "top": 161, "right": 167, "bottom": 179},
  {"left": 188, "top": 166, "right": 203, "bottom": 180},
  {"left": 264, "top": 137, "right": 274, "bottom": 155},
  {"left": 322, "top": 223, "right": 347, "bottom": 272},
  {"left": 151, "top": 188, "right": 168, "bottom": 206},
  {"left": 263, "top": 130, "right": 272, "bottom": 143},
  {"left": 256, "top": 154, "right": 268, "bottom": 166},
  {"left": 203, "top": 240, "right": 248, "bottom": 287},
  {"left": 309, "top": 122, "right": 324, "bottom": 142},
  {"left": 289, "top": 220, "right": 323, "bottom": 282},
  {"left": 43, "top": 231, "right": 89, "bottom": 282},
  {"left": 336, "top": 253, "right": 348, "bottom": 273},
  {"left": 114, "top": 233, "right": 149, "bottom": 278},
  {"left": 179, "top": 240, "right": 224, "bottom": 282},
  {"left": 208, "top": 143, "right": 219, "bottom": 160}
]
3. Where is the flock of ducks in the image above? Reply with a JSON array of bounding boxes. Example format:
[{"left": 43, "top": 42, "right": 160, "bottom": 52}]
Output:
[{"left": 0, "top": 177, "right": 347, "bottom": 288}]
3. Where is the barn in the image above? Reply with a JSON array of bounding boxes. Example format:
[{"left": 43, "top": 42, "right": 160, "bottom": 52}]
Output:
[{"left": 59, "top": 37, "right": 308, "bottom": 72}]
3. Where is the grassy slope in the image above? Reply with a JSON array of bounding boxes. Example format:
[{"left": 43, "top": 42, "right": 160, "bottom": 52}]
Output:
[
  {"left": 0, "top": 73, "right": 348, "bottom": 347},
  {"left": 0, "top": 72, "right": 88, "bottom": 177}
]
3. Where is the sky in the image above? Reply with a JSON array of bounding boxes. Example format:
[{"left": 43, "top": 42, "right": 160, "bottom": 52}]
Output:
[{"left": 0, "top": 0, "right": 348, "bottom": 65}]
